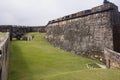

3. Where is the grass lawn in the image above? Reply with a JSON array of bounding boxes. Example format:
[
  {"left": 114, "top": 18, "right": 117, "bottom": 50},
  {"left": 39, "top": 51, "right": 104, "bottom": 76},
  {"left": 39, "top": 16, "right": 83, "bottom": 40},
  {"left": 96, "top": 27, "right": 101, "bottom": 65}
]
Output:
[
  {"left": 8, "top": 33, "right": 120, "bottom": 80},
  {"left": 0, "top": 32, "right": 6, "bottom": 37}
]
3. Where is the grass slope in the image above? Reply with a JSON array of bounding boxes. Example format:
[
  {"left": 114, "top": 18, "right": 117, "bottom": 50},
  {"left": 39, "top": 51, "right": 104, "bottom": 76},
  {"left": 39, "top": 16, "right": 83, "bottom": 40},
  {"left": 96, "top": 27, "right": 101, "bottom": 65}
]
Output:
[{"left": 8, "top": 33, "right": 120, "bottom": 80}]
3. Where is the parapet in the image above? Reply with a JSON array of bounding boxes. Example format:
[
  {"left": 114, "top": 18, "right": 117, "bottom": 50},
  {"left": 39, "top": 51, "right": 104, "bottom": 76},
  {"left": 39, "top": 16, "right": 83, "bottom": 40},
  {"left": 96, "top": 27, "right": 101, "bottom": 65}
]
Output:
[
  {"left": 104, "top": 48, "right": 120, "bottom": 68},
  {"left": 0, "top": 32, "right": 10, "bottom": 80},
  {"left": 48, "top": 2, "right": 118, "bottom": 24}
]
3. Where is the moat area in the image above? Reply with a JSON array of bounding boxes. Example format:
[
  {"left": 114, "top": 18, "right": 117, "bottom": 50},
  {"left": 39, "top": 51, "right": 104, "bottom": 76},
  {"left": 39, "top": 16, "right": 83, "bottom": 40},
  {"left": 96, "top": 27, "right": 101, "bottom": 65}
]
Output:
[{"left": 8, "top": 33, "right": 120, "bottom": 80}]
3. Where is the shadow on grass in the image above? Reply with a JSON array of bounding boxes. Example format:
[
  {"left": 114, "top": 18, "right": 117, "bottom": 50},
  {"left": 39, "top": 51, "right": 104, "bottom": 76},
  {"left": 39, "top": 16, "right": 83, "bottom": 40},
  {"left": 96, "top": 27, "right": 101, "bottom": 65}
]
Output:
[{"left": 8, "top": 40, "right": 34, "bottom": 80}]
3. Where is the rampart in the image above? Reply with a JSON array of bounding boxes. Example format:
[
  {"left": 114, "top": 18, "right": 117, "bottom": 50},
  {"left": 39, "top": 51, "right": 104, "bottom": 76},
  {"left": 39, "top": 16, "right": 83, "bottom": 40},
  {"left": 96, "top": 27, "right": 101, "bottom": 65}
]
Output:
[
  {"left": 46, "top": 2, "right": 120, "bottom": 61},
  {"left": 0, "top": 33, "right": 10, "bottom": 80}
]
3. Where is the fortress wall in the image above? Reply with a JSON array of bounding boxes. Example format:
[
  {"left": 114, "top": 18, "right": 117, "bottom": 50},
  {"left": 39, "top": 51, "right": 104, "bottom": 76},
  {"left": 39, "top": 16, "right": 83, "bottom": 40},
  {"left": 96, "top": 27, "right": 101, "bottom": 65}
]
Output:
[
  {"left": 0, "top": 33, "right": 10, "bottom": 80},
  {"left": 46, "top": 3, "right": 119, "bottom": 61}
]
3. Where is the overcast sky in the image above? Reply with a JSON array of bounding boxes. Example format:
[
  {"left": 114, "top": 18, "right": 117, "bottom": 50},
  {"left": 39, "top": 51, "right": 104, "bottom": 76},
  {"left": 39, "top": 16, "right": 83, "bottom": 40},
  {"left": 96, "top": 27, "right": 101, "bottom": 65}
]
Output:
[{"left": 0, "top": 0, "right": 119, "bottom": 26}]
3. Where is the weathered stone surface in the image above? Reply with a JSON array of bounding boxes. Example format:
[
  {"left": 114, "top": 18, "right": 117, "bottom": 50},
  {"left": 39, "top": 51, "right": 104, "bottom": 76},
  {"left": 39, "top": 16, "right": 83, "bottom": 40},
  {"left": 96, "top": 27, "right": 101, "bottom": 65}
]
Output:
[
  {"left": 0, "top": 33, "right": 10, "bottom": 80},
  {"left": 104, "top": 48, "right": 120, "bottom": 68},
  {"left": 46, "top": 2, "right": 120, "bottom": 62}
]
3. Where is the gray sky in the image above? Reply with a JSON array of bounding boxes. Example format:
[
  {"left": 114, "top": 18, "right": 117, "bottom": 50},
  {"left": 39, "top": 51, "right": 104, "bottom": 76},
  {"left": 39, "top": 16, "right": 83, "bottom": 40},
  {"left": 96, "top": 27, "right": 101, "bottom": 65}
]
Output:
[{"left": 0, "top": 0, "right": 119, "bottom": 26}]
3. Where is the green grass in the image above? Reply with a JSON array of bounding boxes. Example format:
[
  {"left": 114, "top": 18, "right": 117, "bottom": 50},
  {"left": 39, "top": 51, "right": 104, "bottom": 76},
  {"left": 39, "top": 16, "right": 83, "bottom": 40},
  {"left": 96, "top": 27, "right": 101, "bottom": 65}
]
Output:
[
  {"left": 8, "top": 32, "right": 120, "bottom": 80},
  {"left": 87, "top": 63, "right": 101, "bottom": 68},
  {"left": 0, "top": 32, "right": 6, "bottom": 37}
]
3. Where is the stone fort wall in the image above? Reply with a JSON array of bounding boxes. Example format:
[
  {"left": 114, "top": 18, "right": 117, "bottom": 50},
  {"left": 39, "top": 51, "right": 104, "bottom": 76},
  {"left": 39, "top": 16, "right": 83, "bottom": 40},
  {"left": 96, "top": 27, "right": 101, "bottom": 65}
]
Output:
[
  {"left": 46, "top": 2, "right": 120, "bottom": 61},
  {"left": 0, "top": 33, "right": 10, "bottom": 80}
]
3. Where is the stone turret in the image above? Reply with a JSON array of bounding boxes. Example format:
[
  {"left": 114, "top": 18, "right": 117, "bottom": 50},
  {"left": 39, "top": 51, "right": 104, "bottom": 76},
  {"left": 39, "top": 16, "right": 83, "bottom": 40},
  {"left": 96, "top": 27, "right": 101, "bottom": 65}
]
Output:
[{"left": 104, "top": 0, "right": 109, "bottom": 4}]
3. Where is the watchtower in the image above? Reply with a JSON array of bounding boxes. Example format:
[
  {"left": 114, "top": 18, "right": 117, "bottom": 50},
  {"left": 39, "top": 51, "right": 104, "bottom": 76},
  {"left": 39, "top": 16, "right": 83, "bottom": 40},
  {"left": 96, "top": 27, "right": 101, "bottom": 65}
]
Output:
[{"left": 104, "top": 0, "right": 109, "bottom": 4}]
